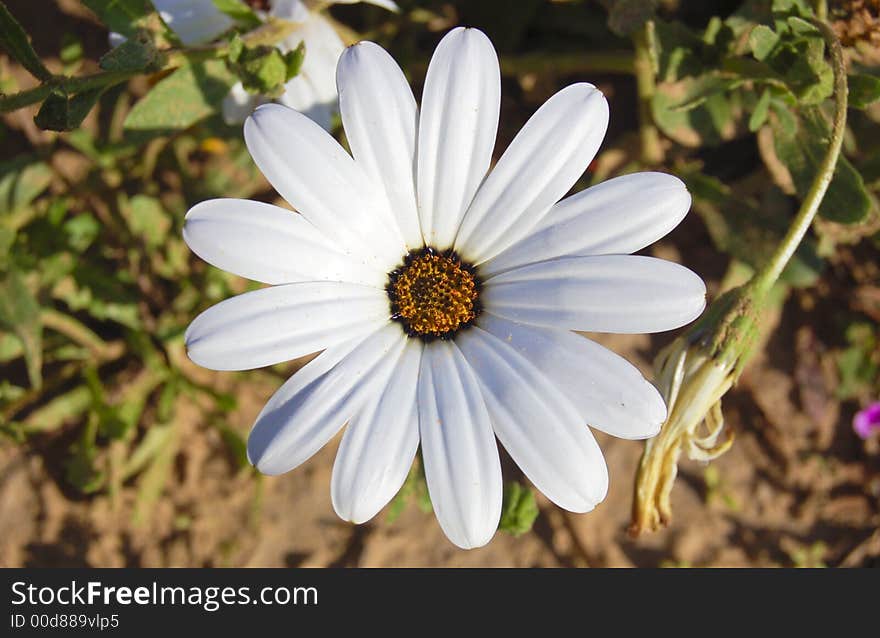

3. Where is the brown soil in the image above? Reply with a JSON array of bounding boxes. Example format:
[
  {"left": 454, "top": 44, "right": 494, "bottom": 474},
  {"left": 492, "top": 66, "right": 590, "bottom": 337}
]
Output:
[{"left": 3, "top": 287, "right": 878, "bottom": 568}]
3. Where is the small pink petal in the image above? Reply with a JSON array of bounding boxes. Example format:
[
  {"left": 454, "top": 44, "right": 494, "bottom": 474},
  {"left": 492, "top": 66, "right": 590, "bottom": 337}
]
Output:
[{"left": 853, "top": 402, "right": 880, "bottom": 440}]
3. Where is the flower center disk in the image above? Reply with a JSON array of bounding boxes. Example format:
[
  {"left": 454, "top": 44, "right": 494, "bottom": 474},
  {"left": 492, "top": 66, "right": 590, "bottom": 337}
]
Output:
[{"left": 387, "top": 247, "right": 481, "bottom": 340}]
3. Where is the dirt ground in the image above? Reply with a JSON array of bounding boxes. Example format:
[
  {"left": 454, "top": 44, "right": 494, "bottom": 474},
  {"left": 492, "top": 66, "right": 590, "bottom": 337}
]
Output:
[{"left": 2, "top": 275, "right": 878, "bottom": 568}]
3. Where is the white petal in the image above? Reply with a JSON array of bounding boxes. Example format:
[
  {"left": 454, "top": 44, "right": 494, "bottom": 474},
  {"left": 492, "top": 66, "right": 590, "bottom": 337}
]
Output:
[
  {"left": 454, "top": 84, "right": 608, "bottom": 263},
  {"left": 478, "top": 313, "right": 666, "bottom": 439},
  {"left": 222, "top": 83, "right": 264, "bottom": 125},
  {"left": 244, "top": 103, "right": 405, "bottom": 270},
  {"left": 331, "top": 340, "right": 422, "bottom": 523},
  {"left": 418, "top": 340, "right": 502, "bottom": 549},
  {"left": 184, "top": 199, "right": 386, "bottom": 287},
  {"left": 108, "top": 32, "right": 126, "bottom": 48},
  {"left": 289, "top": 16, "right": 344, "bottom": 102},
  {"left": 267, "top": 12, "right": 343, "bottom": 130},
  {"left": 483, "top": 172, "right": 692, "bottom": 277},
  {"left": 248, "top": 323, "right": 406, "bottom": 475},
  {"left": 185, "top": 282, "right": 388, "bottom": 371},
  {"left": 331, "top": 0, "right": 399, "bottom": 11},
  {"left": 278, "top": 76, "right": 335, "bottom": 131},
  {"left": 271, "top": 0, "right": 310, "bottom": 22},
  {"left": 363, "top": 0, "right": 399, "bottom": 10},
  {"left": 338, "top": 42, "right": 422, "bottom": 249},
  {"left": 483, "top": 255, "right": 706, "bottom": 334},
  {"left": 458, "top": 326, "right": 608, "bottom": 512},
  {"left": 417, "top": 27, "right": 500, "bottom": 249},
  {"left": 153, "top": 0, "right": 234, "bottom": 45}
]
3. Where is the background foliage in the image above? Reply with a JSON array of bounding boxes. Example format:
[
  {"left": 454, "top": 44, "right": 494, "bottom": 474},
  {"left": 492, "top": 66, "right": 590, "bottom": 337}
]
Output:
[{"left": 0, "top": 0, "right": 878, "bottom": 566}]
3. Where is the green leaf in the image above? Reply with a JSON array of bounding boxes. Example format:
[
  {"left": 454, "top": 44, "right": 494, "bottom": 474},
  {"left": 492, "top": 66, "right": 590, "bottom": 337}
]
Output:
[
  {"left": 722, "top": 56, "right": 790, "bottom": 89},
  {"left": 22, "top": 385, "right": 91, "bottom": 433},
  {"left": 0, "top": 157, "right": 52, "bottom": 214},
  {"left": 0, "top": 331, "right": 22, "bottom": 362},
  {"left": 671, "top": 75, "right": 743, "bottom": 112},
  {"left": 47, "top": 197, "right": 69, "bottom": 226},
  {"left": 859, "top": 150, "right": 880, "bottom": 189},
  {"left": 0, "top": 225, "right": 13, "bottom": 264},
  {"left": 115, "top": 370, "right": 165, "bottom": 439},
  {"left": 653, "top": 19, "right": 704, "bottom": 82},
  {"left": 60, "top": 34, "right": 84, "bottom": 66},
  {"left": 685, "top": 171, "right": 823, "bottom": 287},
  {"left": 749, "top": 25, "right": 779, "bottom": 61},
  {"left": 54, "top": 261, "right": 141, "bottom": 329},
  {"left": 63, "top": 213, "right": 101, "bottom": 253},
  {"left": 0, "top": 380, "right": 24, "bottom": 405},
  {"left": 771, "top": 0, "right": 812, "bottom": 17},
  {"left": 227, "top": 33, "right": 244, "bottom": 63},
  {"left": 0, "top": 420, "right": 26, "bottom": 442},
  {"left": 156, "top": 377, "right": 179, "bottom": 422},
  {"left": 749, "top": 15, "right": 833, "bottom": 107},
  {"left": 652, "top": 83, "right": 737, "bottom": 148},
  {"left": 81, "top": 0, "right": 153, "bottom": 39},
  {"left": 124, "top": 60, "right": 236, "bottom": 135},
  {"left": 498, "top": 481, "right": 539, "bottom": 537},
  {"left": 0, "top": 1, "right": 51, "bottom": 80},
  {"left": 285, "top": 42, "right": 305, "bottom": 81},
  {"left": 837, "top": 323, "right": 878, "bottom": 399},
  {"left": 98, "top": 36, "right": 157, "bottom": 71},
  {"left": 34, "top": 88, "right": 104, "bottom": 132},
  {"left": 212, "top": 0, "right": 261, "bottom": 29},
  {"left": 228, "top": 42, "right": 303, "bottom": 96},
  {"left": 772, "top": 108, "right": 873, "bottom": 224},
  {"left": 770, "top": 99, "right": 797, "bottom": 136},
  {"left": 126, "top": 195, "right": 170, "bottom": 247},
  {"left": 83, "top": 367, "right": 131, "bottom": 440},
  {"left": 0, "top": 268, "right": 42, "bottom": 388},
  {"left": 848, "top": 73, "right": 880, "bottom": 109},
  {"left": 132, "top": 423, "right": 178, "bottom": 526},
  {"left": 386, "top": 456, "right": 431, "bottom": 523},
  {"left": 789, "top": 42, "right": 833, "bottom": 105},
  {"left": 65, "top": 439, "right": 105, "bottom": 494},
  {"left": 217, "top": 423, "right": 249, "bottom": 468},
  {"left": 785, "top": 16, "right": 819, "bottom": 37},
  {"left": 784, "top": 37, "right": 831, "bottom": 102},
  {"left": 122, "top": 422, "right": 174, "bottom": 480},
  {"left": 749, "top": 88, "right": 772, "bottom": 132}
]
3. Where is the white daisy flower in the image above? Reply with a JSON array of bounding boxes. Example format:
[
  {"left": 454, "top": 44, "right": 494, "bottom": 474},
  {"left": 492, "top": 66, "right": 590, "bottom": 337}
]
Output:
[
  {"left": 182, "top": 27, "right": 707, "bottom": 549},
  {"left": 150, "top": 0, "right": 237, "bottom": 47},
  {"left": 136, "top": 0, "right": 398, "bottom": 128}
]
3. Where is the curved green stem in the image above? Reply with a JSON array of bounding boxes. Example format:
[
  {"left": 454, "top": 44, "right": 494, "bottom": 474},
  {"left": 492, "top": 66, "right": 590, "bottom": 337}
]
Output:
[{"left": 751, "top": 18, "right": 847, "bottom": 296}]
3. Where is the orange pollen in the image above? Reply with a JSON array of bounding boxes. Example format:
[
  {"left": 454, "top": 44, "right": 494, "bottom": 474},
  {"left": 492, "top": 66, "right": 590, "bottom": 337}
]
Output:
[{"left": 387, "top": 247, "right": 481, "bottom": 341}]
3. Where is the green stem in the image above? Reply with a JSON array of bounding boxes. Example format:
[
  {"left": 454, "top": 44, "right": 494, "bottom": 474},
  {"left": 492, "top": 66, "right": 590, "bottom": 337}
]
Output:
[
  {"left": 0, "top": 83, "right": 50, "bottom": 112},
  {"left": 751, "top": 18, "right": 847, "bottom": 296},
  {"left": 0, "top": 18, "right": 297, "bottom": 115},
  {"left": 41, "top": 308, "right": 116, "bottom": 358},
  {"left": 632, "top": 21, "right": 664, "bottom": 165}
]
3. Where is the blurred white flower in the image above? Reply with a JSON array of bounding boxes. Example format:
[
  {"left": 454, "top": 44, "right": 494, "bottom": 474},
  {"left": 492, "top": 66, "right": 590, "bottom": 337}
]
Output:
[
  {"left": 222, "top": 0, "right": 400, "bottom": 128},
  {"left": 126, "top": 0, "right": 399, "bottom": 128},
  {"left": 151, "top": 0, "right": 236, "bottom": 46},
  {"left": 183, "top": 28, "right": 706, "bottom": 549}
]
